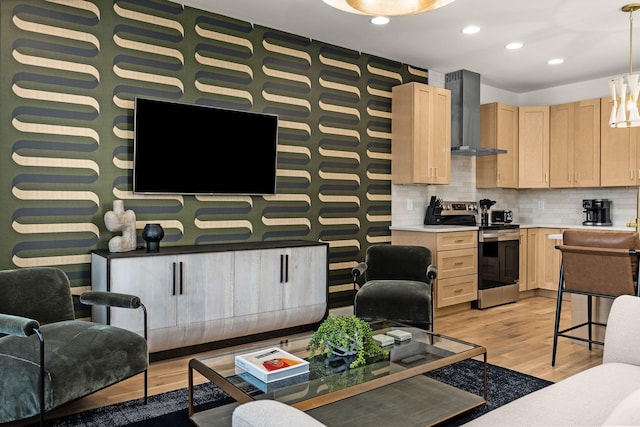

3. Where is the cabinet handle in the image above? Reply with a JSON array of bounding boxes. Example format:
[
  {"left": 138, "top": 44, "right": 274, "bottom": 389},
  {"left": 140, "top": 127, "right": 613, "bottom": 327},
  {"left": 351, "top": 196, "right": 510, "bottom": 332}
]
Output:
[
  {"left": 454, "top": 261, "right": 464, "bottom": 265},
  {"left": 285, "top": 254, "right": 289, "bottom": 283},
  {"left": 172, "top": 262, "right": 177, "bottom": 296},
  {"left": 279, "top": 254, "right": 289, "bottom": 283},
  {"left": 631, "top": 170, "right": 635, "bottom": 180},
  {"left": 454, "top": 239, "right": 464, "bottom": 243},
  {"left": 280, "top": 254, "right": 284, "bottom": 283},
  {"left": 179, "top": 261, "right": 184, "bottom": 295},
  {"left": 568, "top": 172, "right": 572, "bottom": 182}
]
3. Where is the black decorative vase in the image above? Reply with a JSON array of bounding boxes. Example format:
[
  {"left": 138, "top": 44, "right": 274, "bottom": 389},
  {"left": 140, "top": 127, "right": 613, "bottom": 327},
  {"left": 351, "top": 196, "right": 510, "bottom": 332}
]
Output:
[{"left": 142, "top": 223, "right": 164, "bottom": 252}]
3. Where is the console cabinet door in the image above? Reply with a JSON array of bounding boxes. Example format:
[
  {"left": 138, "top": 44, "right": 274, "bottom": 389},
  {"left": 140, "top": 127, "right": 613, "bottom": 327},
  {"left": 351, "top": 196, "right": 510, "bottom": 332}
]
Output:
[
  {"left": 234, "top": 248, "right": 283, "bottom": 316},
  {"left": 108, "top": 255, "right": 179, "bottom": 332},
  {"left": 233, "top": 246, "right": 327, "bottom": 315},
  {"left": 282, "top": 245, "right": 327, "bottom": 310},
  {"left": 177, "top": 252, "right": 234, "bottom": 325}
]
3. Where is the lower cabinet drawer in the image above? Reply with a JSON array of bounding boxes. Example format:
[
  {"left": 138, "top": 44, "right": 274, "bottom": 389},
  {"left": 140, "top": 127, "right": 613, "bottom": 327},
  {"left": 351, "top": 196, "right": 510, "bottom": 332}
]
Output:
[
  {"left": 436, "top": 274, "right": 478, "bottom": 308},
  {"left": 436, "top": 248, "right": 477, "bottom": 278}
]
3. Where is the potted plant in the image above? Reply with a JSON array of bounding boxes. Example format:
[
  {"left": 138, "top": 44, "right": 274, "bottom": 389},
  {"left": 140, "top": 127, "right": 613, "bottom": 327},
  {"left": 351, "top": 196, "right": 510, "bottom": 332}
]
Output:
[{"left": 307, "top": 315, "right": 388, "bottom": 369}]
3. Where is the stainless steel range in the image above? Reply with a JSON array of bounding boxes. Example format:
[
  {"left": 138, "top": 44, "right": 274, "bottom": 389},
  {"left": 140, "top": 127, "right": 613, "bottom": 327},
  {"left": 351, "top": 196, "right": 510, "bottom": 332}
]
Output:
[{"left": 474, "top": 223, "right": 520, "bottom": 309}]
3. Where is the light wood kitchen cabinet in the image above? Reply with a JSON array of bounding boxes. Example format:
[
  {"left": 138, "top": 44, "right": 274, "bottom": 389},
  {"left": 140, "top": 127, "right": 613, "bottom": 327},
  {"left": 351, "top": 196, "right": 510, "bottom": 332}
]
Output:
[
  {"left": 518, "top": 228, "right": 528, "bottom": 291},
  {"left": 538, "top": 228, "right": 562, "bottom": 291},
  {"left": 600, "top": 97, "right": 640, "bottom": 186},
  {"left": 477, "top": 102, "right": 519, "bottom": 188},
  {"left": 392, "top": 82, "right": 451, "bottom": 185},
  {"left": 549, "top": 99, "right": 600, "bottom": 188},
  {"left": 518, "top": 106, "right": 550, "bottom": 188},
  {"left": 391, "top": 230, "right": 478, "bottom": 308},
  {"left": 525, "top": 228, "right": 561, "bottom": 292}
]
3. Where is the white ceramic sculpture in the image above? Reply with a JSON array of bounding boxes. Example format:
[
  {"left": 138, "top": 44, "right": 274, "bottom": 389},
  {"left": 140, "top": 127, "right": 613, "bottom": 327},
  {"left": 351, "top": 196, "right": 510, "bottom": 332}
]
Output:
[{"left": 104, "top": 200, "right": 137, "bottom": 252}]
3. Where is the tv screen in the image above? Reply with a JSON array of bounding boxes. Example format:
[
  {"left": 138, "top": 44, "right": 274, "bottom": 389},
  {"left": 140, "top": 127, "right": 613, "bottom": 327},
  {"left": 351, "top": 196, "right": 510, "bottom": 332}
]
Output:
[{"left": 133, "top": 98, "right": 278, "bottom": 195}]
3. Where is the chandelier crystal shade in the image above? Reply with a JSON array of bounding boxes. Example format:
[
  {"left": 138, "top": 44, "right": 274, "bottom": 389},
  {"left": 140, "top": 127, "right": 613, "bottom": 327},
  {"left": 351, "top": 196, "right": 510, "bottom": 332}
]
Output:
[{"left": 610, "top": 3, "right": 640, "bottom": 128}]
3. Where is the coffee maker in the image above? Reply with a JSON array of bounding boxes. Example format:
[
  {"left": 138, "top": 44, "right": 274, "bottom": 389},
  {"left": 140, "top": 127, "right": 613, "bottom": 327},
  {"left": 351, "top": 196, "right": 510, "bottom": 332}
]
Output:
[{"left": 582, "top": 199, "right": 612, "bottom": 226}]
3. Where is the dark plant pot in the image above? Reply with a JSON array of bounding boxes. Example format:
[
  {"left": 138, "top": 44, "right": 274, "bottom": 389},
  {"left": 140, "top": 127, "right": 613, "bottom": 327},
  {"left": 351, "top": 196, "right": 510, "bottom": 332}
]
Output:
[{"left": 142, "top": 223, "right": 164, "bottom": 252}]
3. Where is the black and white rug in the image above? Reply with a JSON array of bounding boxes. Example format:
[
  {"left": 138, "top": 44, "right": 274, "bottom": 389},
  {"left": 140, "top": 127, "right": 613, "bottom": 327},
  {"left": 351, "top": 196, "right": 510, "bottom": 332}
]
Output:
[{"left": 43, "top": 359, "right": 552, "bottom": 427}]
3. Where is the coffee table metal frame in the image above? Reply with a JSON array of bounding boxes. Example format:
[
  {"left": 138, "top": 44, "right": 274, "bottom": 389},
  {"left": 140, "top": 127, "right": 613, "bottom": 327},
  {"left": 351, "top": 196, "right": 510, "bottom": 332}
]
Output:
[{"left": 188, "top": 320, "right": 487, "bottom": 425}]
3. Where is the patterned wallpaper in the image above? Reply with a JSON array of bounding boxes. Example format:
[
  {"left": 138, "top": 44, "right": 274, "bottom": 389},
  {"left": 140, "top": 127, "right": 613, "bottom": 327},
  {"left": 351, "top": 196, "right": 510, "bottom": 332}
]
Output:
[{"left": 0, "top": 0, "right": 428, "bottom": 309}]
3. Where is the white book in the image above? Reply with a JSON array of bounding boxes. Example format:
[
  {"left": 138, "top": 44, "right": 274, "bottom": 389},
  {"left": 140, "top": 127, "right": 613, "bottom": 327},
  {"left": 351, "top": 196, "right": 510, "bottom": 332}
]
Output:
[{"left": 235, "top": 347, "right": 309, "bottom": 383}]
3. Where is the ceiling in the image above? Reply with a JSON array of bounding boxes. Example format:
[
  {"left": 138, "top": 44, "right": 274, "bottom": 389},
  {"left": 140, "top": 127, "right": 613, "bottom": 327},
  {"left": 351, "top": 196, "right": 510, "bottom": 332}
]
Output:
[{"left": 176, "top": 0, "right": 638, "bottom": 94}]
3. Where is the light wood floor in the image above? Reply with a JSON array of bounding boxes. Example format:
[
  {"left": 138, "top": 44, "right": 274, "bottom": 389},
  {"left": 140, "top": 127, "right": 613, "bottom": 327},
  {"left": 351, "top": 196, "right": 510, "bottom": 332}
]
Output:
[{"left": 45, "top": 295, "right": 603, "bottom": 421}]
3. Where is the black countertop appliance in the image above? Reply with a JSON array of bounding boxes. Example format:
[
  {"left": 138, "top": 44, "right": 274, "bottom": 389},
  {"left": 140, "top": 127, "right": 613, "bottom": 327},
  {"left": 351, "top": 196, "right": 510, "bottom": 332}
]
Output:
[
  {"left": 424, "top": 196, "right": 477, "bottom": 226},
  {"left": 478, "top": 199, "right": 496, "bottom": 227},
  {"left": 582, "top": 199, "right": 612, "bottom": 226}
]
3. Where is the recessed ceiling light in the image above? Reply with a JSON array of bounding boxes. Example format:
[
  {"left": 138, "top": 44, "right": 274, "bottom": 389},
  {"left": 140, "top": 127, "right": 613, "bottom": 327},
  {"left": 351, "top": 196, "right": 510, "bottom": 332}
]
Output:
[
  {"left": 547, "top": 58, "right": 564, "bottom": 65},
  {"left": 462, "top": 25, "right": 480, "bottom": 34},
  {"left": 505, "top": 42, "right": 523, "bottom": 50},
  {"left": 371, "top": 16, "right": 390, "bottom": 25}
]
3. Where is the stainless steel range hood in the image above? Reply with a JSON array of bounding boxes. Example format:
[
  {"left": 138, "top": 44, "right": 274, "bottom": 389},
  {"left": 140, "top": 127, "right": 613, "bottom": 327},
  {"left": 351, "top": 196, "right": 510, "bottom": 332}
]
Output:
[{"left": 445, "top": 69, "right": 507, "bottom": 156}]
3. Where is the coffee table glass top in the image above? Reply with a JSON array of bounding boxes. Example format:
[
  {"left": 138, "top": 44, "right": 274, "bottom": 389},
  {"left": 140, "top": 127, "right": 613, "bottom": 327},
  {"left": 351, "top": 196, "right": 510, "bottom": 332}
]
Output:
[{"left": 190, "top": 320, "right": 486, "bottom": 412}]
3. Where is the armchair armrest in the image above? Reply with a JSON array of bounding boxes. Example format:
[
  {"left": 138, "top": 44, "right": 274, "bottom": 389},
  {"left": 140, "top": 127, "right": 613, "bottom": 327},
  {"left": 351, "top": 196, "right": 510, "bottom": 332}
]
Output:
[
  {"left": 426, "top": 264, "right": 437, "bottom": 281},
  {"left": 351, "top": 262, "right": 368, "bottom": 280},
  {"left": 80, "top": 291, "right": 142, "bottom": 309},
  {"left": 80, "top": 291, "right": 148, "bottom": 341},
  {"left": 0, "top": 313, "right": 40, "bottom": 337}
]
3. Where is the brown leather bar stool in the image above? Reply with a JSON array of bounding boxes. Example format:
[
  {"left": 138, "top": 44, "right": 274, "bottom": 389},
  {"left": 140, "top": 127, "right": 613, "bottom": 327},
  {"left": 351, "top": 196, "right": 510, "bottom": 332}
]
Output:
[{"left": 552, "top": 229, "right": 640, "bottom": 366}]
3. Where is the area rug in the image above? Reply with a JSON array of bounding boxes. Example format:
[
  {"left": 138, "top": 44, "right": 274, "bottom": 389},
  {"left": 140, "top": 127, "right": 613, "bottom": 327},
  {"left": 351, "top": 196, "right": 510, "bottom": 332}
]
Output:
[{"left": 43, "top": 359, "right": 552, "bottom": 426}]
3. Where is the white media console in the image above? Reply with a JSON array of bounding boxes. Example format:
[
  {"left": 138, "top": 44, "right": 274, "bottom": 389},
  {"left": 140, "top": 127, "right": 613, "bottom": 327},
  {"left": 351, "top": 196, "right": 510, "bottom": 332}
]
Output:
[{"left": 91, "top": 240, "right": 328, "bottom": 353}]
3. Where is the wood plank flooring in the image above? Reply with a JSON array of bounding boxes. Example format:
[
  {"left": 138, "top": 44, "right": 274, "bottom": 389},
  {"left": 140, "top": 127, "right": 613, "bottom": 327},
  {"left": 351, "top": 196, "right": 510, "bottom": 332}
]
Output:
[{"left": 45, "top": 295, "right": 603, "bottom": 421}]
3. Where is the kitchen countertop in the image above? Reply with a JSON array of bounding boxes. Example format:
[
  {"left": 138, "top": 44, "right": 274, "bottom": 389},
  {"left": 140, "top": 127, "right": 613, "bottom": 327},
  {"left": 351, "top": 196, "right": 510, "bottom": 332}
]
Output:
[
  {"left": 390, "top": 225, "right": 479, "bottom": 233},
  {"left": 390, "top": 224, "right": 636, "bottom": 233}
]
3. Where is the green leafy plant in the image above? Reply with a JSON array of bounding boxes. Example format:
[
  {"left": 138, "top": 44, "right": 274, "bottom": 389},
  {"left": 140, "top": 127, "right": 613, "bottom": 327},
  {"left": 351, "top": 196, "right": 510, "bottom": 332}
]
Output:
[{"left": 307, "top": 315, "right": 388, "bottom": 368}]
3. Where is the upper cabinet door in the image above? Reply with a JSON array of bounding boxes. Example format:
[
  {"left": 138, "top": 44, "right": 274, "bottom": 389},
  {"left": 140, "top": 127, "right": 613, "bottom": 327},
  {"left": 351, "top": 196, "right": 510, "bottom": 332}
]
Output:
[
  {"left": 477, "top": 102, "right": 519, "bottom": 188},
  {"left": 392, "top": 82, "right": 451, "bottom": 185},
  {"left": 600, "top": 97, "right": 640, "bottom": 187},
  {"left": 550, "top": 99, "right": 600, "bottom": 188},
  {"left": 518, "top": 106, "right": 550, "bottom": 188},
  {"left": 572, "top": 98, "right": 601, "bottom": 187}
]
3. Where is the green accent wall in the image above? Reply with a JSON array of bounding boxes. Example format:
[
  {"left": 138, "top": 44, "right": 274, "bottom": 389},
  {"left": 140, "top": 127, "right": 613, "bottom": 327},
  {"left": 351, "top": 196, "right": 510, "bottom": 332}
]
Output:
[{"left": 0, "top": 0, "right": 429, "bottom": 309}]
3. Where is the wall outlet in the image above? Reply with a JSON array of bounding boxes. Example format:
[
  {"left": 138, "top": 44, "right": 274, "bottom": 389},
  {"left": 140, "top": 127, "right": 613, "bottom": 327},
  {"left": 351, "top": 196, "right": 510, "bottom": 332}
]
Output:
[
  {"left": 407, "top": 199, "right": 413, "bottom": 210},
  {"left": 538, "top": 200, "right": 544, "bottom": 210}
]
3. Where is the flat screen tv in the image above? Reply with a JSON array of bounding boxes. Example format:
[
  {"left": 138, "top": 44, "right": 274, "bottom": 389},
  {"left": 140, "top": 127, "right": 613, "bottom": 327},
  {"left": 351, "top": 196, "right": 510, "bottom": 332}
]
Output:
[{"left": 133, "top": 97, "right": 278, "bottom": 195}]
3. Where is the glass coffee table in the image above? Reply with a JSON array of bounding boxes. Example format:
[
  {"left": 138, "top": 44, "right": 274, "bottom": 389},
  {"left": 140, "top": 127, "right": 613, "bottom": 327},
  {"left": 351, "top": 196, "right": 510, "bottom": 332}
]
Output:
[{"left": 188, "top": 320, "right": 487, "bottom": 426}]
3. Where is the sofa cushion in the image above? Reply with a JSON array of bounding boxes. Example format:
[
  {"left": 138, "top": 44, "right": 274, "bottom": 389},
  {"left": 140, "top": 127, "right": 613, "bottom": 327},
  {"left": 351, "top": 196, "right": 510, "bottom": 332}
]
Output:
[
  {"left": 462, "top": 363, "right": 640, "bottom": 426},
  {"left": 602, "top": 388, "right": 640, "bottom": 426}
]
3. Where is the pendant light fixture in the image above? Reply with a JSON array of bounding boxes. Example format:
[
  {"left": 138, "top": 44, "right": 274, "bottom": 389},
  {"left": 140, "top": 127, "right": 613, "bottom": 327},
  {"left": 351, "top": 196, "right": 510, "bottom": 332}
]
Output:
[
  {"left": 323, "top": 0, "right": 456, "bottom": 16},
  {"left": 609, "top": 3, "right": 640, "bottom": 128}
]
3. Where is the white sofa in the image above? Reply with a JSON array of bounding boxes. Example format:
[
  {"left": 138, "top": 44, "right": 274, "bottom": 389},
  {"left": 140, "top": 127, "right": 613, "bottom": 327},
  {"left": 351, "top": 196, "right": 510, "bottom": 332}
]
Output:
[
  {"left": 231, "top": 295, "right": 640, "bottom": 427},
  {"left": 464, "top": 294, "right": 640, "bottom": 427}
]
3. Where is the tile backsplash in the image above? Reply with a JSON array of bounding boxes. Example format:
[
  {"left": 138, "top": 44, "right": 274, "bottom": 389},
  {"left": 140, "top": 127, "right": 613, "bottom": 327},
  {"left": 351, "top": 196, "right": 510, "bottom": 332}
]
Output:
[{"left": 392, "top": 156, "right": 638, "bottom": 227}]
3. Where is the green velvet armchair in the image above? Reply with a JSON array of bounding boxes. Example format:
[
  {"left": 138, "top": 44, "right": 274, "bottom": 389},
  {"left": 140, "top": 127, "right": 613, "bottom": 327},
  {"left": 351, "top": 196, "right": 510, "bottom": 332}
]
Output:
[{"left": 0, "top": 267, "right": 148, "bottom": 425}]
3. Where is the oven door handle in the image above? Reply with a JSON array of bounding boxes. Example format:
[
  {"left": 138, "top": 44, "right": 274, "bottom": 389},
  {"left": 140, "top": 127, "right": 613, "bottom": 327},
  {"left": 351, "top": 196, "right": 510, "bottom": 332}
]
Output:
[{"left": 480, "top": 231, "right": 521, "bottom": 242}]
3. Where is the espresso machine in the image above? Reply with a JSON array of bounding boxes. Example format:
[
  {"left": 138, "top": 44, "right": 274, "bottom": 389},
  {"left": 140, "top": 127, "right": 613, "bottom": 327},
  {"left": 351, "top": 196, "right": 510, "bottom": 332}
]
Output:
[{"left": 582, "top": 199, "right": 612, "bottom": 226}]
